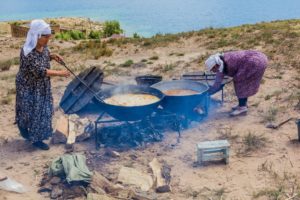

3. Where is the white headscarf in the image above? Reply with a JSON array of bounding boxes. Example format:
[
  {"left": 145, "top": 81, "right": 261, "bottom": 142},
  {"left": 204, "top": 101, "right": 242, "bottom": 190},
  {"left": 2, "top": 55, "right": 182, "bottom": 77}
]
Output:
[
  {"left": 205, "top": 53, "right": 224, "bottom": 73},
  {"left": 23, "top": 19, "right": 51, "bottom": 56}
]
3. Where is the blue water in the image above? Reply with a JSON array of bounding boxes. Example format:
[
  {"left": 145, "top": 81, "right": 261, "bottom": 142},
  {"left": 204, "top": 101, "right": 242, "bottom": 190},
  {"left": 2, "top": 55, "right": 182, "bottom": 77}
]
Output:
[{"left": 1, "top": 0, "right": 300, "bottom": 37}]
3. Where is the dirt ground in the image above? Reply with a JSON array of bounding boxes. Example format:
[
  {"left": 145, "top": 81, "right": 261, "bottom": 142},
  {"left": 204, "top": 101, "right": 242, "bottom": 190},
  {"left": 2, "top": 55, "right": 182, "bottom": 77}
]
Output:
[{"left": 0, "top": 19, "right": 299, "bottom": 200}]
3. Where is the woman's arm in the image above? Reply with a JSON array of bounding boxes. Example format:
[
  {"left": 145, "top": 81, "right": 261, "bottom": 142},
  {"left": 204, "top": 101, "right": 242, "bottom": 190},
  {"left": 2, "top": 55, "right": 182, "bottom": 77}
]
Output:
[
  {"left": 46, "top": 69, "right": 70, "bottom": 77},
  {"left": 208, "top": 72, "right": 224, "bottom": 95}
]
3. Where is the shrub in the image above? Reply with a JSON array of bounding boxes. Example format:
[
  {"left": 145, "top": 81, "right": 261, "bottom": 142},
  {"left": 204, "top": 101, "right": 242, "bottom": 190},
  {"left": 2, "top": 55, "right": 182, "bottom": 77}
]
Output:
[
  {"left": 89, "top": 30, "right": 102, "bottom": 39},
  {"left": 149, "top": 56, "right": 159, "bottom": 60},
  {"left": 103, "top": 20, "right": 123, "bottom": 37},
  {"left": 262, "top": 107, "right": 278, "bottom": 123},
  {"left": 92, "top": 48, "right": 113, "bottom": 59},
  {"left": 133, "top": 33, "right": 141, "bottom": 39},
  {"left": 73, "top": 40, "right": 113, "bottom": 58},
  {"left": 120, "top": 60, "right": 133, "bottom": 67},
  {"left": 70, "top": 30, "right": 86, "bottom": 40},
  {"left": 0, "top": 57, "right": 19, "bottom": 71},
  {"left": 55, "top": 30, "right": 86, "bottom": 41},
  {"left": 161, "top": 63, "right": 175, "bottom": 72}
]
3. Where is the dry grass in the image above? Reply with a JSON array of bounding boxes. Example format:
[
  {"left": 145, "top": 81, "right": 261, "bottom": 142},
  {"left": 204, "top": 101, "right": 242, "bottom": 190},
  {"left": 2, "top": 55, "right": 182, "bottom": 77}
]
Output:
[
  {"left": 254, "top": 161, "right": 300, "bottom": 200},
  {"left": 261, "top": 107, "right": 279, "bottom": 123},
  {"left": 183, "top": 186, "right": 228, "bottom": 200},
  {"left": 217, "top": 126, "right": 239, "bottom": 141},
  {"left": 237, "top": 131, "right": 267, "bottom": 156},
  {"left": 0, "top": 57, "right": 19, "bottom": 71},
  {"left": 161, "top": 63, "right": 175, "bottom": 73},
  {"left": 0, "top": 95, "right": 13, "bottom": 105},
  {"left": 73, "top": 40, "right": 113, "bottom": 58}
]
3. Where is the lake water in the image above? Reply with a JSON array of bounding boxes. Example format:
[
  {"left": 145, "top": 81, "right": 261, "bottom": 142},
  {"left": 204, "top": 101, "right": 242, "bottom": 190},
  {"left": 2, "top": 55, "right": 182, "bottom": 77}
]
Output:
[{"left": 1, "top": 0, "right": 299, "bottom": 37}]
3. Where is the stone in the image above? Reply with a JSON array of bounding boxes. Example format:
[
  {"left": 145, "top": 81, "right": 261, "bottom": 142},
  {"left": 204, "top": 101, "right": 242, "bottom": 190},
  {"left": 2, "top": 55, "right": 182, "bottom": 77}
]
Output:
[{"left": 117, "top": 166, "right": 153, "bottom": 192}]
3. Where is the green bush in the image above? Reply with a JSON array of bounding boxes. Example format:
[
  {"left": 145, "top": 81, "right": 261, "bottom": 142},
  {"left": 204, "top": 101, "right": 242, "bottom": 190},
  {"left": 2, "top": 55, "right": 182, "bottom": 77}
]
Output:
[
  {"left": 70, "top": 30, "right": 86, "bottom": 40},
  {"left": 89, "top": 30, "right": 102, "bottom": 39},
  {"left": 120, "top": 60, "right": 133, "bottom": 67},
  {"left": 133, "top": 33, "right": 141, "bottom": 39},
  {"left": 103, "top": 20, "right": 123, "bottom": 37},
  {"left": 55, "top": 30, "right": 86, "bottom": 41}
]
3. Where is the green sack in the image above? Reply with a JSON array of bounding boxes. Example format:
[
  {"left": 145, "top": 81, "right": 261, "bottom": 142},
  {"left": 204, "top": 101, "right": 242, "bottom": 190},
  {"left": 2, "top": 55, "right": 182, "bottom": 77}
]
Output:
[{"left": 49, "top": 153, "right": 92, "bottom": 183}]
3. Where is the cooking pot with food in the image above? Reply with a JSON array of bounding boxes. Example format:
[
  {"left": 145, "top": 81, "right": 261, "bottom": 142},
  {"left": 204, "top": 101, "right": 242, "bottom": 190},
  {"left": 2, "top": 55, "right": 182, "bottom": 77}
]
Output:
[
  {"left": 151, "top": 80, "right": 209, "bottom": 114},
  {"left": 95, "top": 85, "right": 164, "bottom": 121}
]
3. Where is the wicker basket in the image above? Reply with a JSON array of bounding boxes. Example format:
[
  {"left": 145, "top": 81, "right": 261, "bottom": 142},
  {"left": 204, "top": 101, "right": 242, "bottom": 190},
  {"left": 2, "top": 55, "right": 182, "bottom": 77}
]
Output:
[{"left": 10, "top": 24, "right": 61, "bottom": 37}]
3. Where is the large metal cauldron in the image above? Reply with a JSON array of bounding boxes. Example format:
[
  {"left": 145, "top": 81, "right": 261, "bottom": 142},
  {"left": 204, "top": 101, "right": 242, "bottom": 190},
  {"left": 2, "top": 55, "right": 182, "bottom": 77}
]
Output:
[
  {"left": 151, "top": 80, "right": 209, "bottom": 114},
  {"left": 96, "top": 85, "right": 164, "bottom": 121}
]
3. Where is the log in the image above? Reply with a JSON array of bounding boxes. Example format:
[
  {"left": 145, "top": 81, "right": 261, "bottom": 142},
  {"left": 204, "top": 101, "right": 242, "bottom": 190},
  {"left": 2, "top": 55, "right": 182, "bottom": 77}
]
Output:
[
  {"left": 149, "top": 158, "right": 171, "bottom": 193},
  {"left": 66, "top": 118, "right": 76, "bottom": 148},
  {"left": 90, "top": 172, "right": 123, "bottom": 195},
  {"left": 52, "top": 115, "right": 69, "bottom": 144}
]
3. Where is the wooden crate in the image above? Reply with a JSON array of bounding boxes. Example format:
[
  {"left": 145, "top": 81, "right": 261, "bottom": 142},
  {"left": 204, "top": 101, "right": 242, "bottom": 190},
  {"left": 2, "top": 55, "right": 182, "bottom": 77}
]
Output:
[{"left": 197, "top": 140, "right": 230, "bottom": 165}]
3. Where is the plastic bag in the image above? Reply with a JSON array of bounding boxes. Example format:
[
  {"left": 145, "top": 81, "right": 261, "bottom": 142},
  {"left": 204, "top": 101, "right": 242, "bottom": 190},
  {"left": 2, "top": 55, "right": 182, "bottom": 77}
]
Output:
[{"left": 0, "top": 177, "right": 27, "bottom": 193}]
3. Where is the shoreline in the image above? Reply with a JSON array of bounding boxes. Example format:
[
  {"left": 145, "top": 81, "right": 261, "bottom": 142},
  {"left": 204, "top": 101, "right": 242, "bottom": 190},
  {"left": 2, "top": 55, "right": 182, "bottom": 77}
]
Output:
[{"left": 1, "top": 17, "right": 299, "bottom": 38}]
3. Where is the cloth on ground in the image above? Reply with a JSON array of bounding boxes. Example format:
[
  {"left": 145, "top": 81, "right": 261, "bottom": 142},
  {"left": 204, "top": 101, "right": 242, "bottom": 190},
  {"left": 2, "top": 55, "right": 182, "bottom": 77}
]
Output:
[{"left": 49, "top": 153, "right": 92, "bottom": 183}]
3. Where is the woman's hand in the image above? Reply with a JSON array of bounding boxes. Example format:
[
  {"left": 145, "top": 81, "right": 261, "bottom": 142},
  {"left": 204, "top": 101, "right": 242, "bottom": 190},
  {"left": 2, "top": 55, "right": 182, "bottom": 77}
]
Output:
[
  {"left": 50, "top": 53, "right": 63, "bottom": 63},
  {"left": 59, "top": 70, "right": 70, "bottom": 78}
]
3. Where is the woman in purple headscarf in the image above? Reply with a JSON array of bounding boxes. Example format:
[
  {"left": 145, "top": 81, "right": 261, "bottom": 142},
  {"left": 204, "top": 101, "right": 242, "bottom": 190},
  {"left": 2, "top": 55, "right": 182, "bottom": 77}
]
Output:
[
  {"left": 15, "top": 19, "right": 70, "bottom": 150},
  {"left": 205, "top": 50, "right": 268, "bottom": 116}
]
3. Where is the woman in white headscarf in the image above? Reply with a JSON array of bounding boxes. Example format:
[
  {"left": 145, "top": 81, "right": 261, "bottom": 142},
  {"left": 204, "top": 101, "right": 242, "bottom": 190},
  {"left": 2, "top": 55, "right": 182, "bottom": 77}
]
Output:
[
  {"left": 15, "top": 19, "right": 70, "bottom": 150},
  {"left": 205, "top": 50, "right": 268, "bottom": 116}
]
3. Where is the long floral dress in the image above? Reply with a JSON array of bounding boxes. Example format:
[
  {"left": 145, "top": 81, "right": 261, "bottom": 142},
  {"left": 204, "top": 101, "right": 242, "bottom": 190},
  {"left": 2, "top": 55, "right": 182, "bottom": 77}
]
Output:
[
  {"left": 15, "top": 47, "right": 53, "bottom": 142},
  {"left": 211, "top": 50, "right": 268, "bottom": 98}
]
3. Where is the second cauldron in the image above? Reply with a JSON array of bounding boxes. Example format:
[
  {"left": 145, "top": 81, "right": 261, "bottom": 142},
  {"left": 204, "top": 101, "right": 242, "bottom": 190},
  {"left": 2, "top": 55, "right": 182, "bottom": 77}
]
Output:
[{"left": 151, "top": 80, "right": 209, "bottom": 114}]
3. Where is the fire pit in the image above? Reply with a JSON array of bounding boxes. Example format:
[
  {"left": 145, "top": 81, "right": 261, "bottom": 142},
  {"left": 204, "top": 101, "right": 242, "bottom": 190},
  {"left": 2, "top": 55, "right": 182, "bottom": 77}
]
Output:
[{"left": 94, "top": 108, "right": 184, "bottom": 149}]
